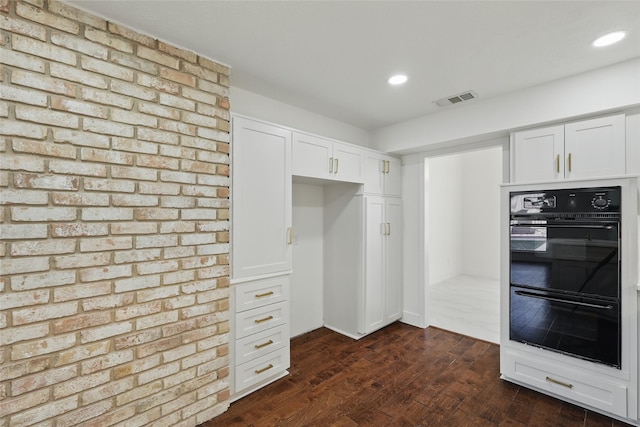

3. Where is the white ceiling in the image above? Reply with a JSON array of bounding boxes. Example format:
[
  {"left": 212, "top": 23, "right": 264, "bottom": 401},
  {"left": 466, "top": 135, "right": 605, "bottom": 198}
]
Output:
[{"left": 69, "top": 1, "right": 640, "bottom": 131}]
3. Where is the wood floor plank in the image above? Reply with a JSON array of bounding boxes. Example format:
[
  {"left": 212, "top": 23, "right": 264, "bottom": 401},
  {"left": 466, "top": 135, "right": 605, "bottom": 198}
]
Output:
[{"left": 199, "top": 323, "right": 628, "bottom": 427}]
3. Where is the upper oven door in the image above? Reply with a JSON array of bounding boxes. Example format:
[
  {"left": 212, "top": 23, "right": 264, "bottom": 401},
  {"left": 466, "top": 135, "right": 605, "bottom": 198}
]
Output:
[{"left": 510, "top": 220, "right": 620, "bottom": 299}]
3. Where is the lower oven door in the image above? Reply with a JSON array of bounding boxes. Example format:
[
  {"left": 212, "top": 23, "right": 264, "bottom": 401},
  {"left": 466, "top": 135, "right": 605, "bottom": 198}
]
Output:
[
  {"left": 510, "top": 286, "right": 620, "bottom": 368},
  {"left": 510, "top": 221, "right": 620, "bottom": 298}
]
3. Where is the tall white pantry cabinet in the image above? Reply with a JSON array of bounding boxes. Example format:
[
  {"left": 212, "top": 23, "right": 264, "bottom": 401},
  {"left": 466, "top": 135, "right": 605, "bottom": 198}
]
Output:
[
  {"left": 230, "top": 116, "right": 292, "bottom": 400},
  {"left": 322, "top": 155, "right": 403, "bottom": 339},
  {"left": 231, "top": 115, "right": 403, "bottom": 398}
]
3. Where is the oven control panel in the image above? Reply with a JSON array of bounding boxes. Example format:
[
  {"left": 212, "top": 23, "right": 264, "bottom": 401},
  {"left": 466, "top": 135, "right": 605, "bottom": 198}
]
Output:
[{"left": 511, "top": 186, "right": 621, "bottom": 215}]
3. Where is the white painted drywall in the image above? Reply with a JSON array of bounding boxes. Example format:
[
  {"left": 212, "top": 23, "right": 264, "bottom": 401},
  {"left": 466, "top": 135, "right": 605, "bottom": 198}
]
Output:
[
  {"left": 427, "top": 153, "right": 463, "bottom": 284},
  {"left": 400, "top": 154, "right": 427, "bottom": 327},
  {"left": 372, "top": 59, "right": 640, "bottom": 154},
  {"left": 401, "top": 145, "right": 503, "bottom": 328},
  {"left": 460, "top": 146, "right": 502, "bottom": 279},
  {"left": 231, "top": 86, "right": 371, "bottom": 148},
  {"left": 290, "top": 183, "right": 325, "bottom": 337}
]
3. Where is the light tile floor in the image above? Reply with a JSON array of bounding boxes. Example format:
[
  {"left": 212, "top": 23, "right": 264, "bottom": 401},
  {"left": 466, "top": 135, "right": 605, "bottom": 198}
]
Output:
[{"left": 426, "top": 274, "right": 500, "bottom": 344}]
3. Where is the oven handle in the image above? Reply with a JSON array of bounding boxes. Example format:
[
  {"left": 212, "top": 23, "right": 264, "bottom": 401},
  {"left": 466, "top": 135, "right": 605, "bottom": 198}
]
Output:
[
  {"left": 511, "top": 223, "right": 616, "bottom": 230},
  {"left": 514, "top": 290, "right": 614, "bottom": 310}
]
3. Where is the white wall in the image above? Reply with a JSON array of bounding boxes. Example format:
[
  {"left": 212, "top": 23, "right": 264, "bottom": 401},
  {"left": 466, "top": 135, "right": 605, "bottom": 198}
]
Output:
[
  {"left": 373, "top": 59, "right": 640, "bottom": 154},
  {"left": 425, "top": 146, "right": 502, "bottom": 284},
  {"left": 460, "top": 146, "right": 502, "bottom": 279},
  {"left": 400, "top": 154, "right": 427, "bottom": 327},
  {"left": 401, "top": 143, "right": 504, "bottom": 329},
  {"left": 231, "top": 86, "right": 371, "bottom": 147},
  {"left": 291, "top": 183, "right": 325, "bottom": 337},
  {"left": 427, "top": 154, "right": 463, "bottom": 284}
]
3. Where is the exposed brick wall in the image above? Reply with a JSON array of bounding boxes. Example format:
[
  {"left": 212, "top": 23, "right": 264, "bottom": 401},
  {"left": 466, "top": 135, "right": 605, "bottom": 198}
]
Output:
[{"left": 0, "top": 1, "right": 231, "bottom": 425}]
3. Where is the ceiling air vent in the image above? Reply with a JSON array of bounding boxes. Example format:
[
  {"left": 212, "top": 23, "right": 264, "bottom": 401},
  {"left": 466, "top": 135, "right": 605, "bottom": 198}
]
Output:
[{"left": 434, "top": 90, "right": 479, "bottom": 107}]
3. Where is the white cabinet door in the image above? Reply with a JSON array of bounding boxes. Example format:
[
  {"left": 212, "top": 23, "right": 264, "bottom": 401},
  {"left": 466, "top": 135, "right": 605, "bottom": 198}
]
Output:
[
  {"left": 511, "top": 114, "right": 626, "bottom": 183},
  {"left": 332, "top": 141, "right": 364, "bottom": 183},
  {"left": 362, "top": 196, "right": 402, "bottom": 334},
  {"left": 291, "top": 133, "right": 332, "bottom": 180},
  {"left": 232, "top": 116, "right": 292, "bottom": 279},
  {"left": 364, "top": 153, "right": 402, "bottom": 196},
  {"left": 292, "top": 132, "right": 364, "bottom": 183},
  {"left": 512, "top": 125, "right": 564, "bottom": 182},
  {"left": 363, "top": 196, "right": 385, "bottom": 334},
  {"left": 364, "top": 153, "right": 385, "bottom": 194},
  {"left": 565, "top": 114, "right": 625, "bottom": 179},
  {"left": 384, "top": 198, "right": 402, "bottom": 323},
  {"left": 384, "top": 157, "right": 402, "bottom": 197}
]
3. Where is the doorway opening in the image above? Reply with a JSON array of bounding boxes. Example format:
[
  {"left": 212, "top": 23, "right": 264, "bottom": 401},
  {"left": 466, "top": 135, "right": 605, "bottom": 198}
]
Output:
[{"left": 425, "top": 145, "right": 503, "bottom": 343}]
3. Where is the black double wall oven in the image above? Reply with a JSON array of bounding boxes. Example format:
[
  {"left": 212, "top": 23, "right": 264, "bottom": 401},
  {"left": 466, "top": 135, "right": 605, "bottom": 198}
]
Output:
[{"left": 509, "top": 186, "right": 621, "bottom": 368}]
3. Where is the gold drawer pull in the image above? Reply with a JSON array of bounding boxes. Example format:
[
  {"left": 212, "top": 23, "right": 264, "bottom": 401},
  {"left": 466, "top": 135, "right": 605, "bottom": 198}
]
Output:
[
  {"left": 255, "top": 340, "right": 274, "bottom": 349},
  {"left": 545, "top": 376, "right": 573, "bottom": 389},
  {"left": 254, "top": 315, "right": 273, "bottom": 324},
  {"left": 255, "top": 364, "right": 274, "bottom": 374},
  {"left": 255, "top": 291, "right": 274, "bottom": 298}
]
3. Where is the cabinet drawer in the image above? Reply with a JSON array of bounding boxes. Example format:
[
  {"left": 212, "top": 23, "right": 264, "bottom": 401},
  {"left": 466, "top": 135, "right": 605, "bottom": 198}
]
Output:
[
  {"left": 234, "top": 276, "right": 289, "bottom": 313},
  {"left": 235, "top": 301, "right": 288, "bottom": 339},
  {"left": 235, "top": 324, "right": 289, "bottom": 366},
  {"left": 235, "top": 346, "right": 290, "bottom": 393},
  {"left": 503, "top": 350, "right": 627, "bottom": 417}
]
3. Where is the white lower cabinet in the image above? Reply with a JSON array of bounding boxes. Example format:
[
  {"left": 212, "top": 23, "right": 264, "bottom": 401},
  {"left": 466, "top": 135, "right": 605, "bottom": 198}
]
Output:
[
  {"left": 362, "top": 196, "right": 402, "bottom": 334},
  {"left": 502, "top": 349, "right": 628, "bottom": 418},
  {"left": 323, "top": 184, "right": 402, "bottom": 339},
  {"left": 234, "top": 347, "right": 290, "bottom": 394},
  {"left": 231, "top": 276, "right": 290, "bottom": 399}
]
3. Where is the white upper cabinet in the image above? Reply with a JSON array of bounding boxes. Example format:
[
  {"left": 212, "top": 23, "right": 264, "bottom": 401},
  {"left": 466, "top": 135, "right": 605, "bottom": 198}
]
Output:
[
  {"left": 511, "top": 114, "right": 626, "bottom": 183},
  {"left": 232, "top": 116, "right": 292, "bottom": 280},
  {"left": 364, "top": 152, "right": 402, "bottom": 196},
  {"left": 564, "top": 114, "right": 625, "bottom": 180},
  {"left": 512, "top": 125, "right": 565, "bottom": 182},
  {"left": 292, "top": 132, "right": 364, "bottom": 183}
]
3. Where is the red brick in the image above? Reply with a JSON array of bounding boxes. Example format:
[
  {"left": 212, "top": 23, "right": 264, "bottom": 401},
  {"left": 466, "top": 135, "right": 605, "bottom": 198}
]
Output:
[{"left": 1, "top": 3, "right": 232, "bottom": 425}]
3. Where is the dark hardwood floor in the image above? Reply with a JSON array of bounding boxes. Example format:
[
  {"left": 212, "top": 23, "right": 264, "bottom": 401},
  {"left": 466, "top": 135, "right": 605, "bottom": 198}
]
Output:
[{"left": 201, "top": 323, "right": 631, "bottom": 426}]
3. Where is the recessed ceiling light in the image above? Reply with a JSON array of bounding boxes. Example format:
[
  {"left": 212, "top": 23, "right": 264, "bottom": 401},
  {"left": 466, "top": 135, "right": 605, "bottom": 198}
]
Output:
[
  {"left": 592, "top": 31, "right": 626, "bottom": 47},
  {"left": 388, "top": 74, "right": 408, "bottom": 85}
]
